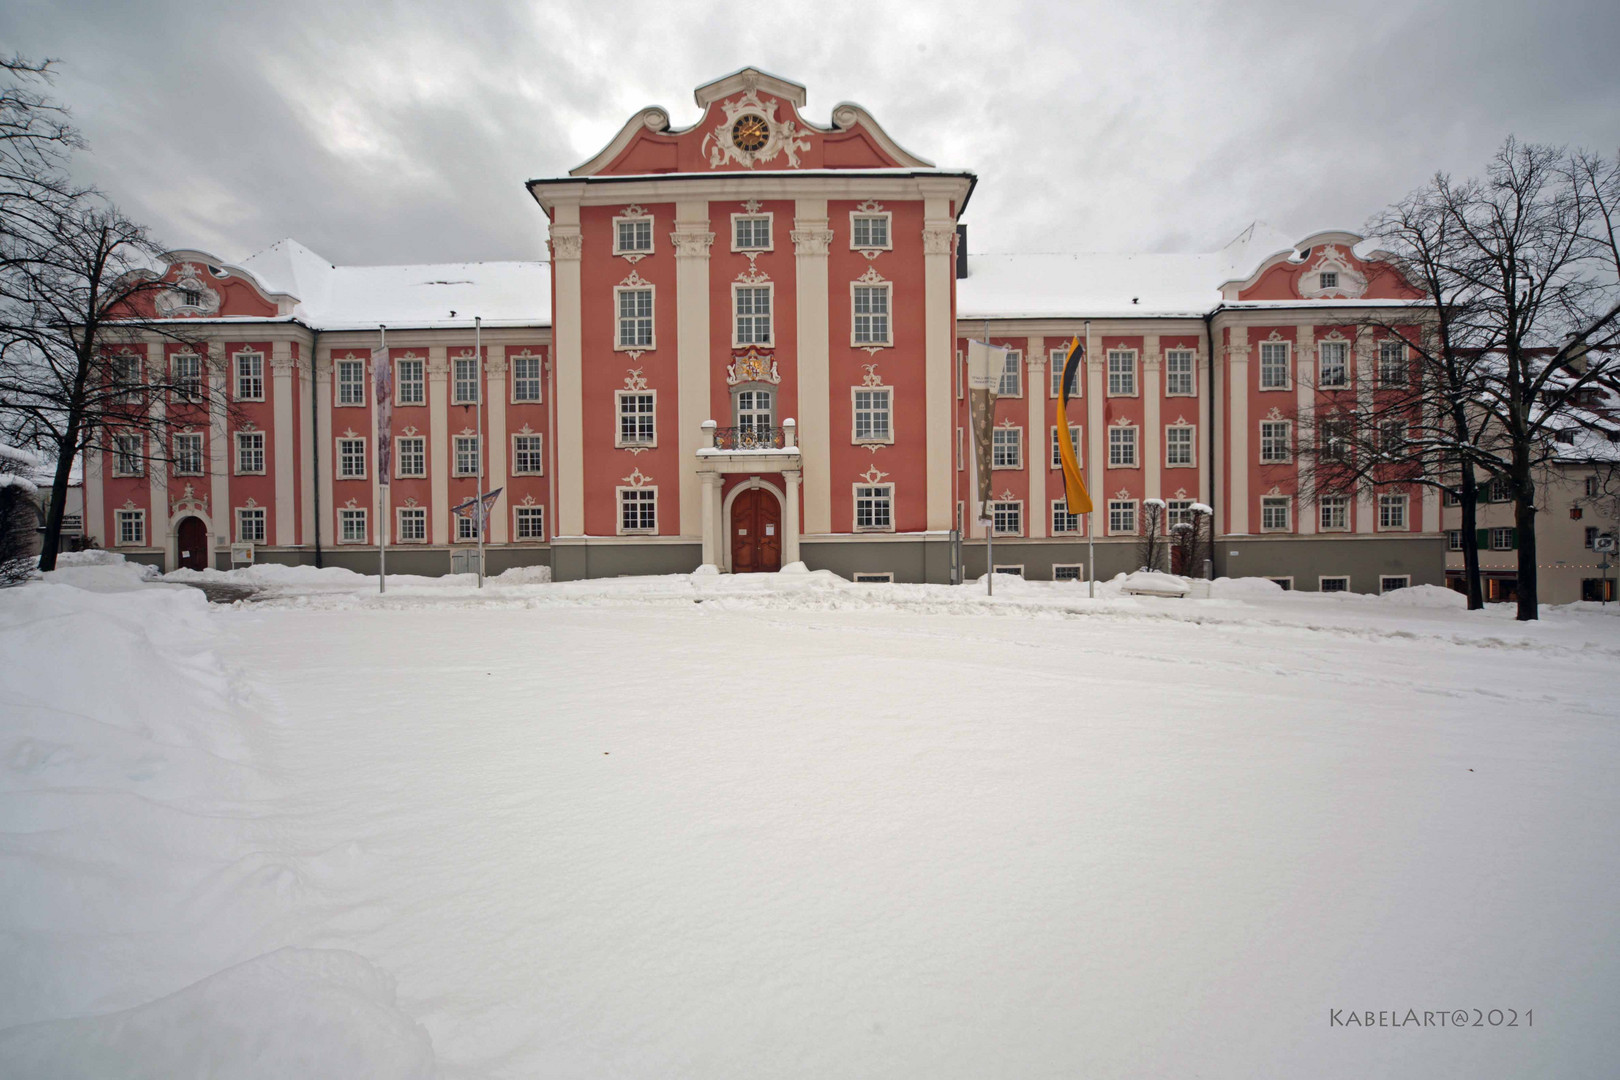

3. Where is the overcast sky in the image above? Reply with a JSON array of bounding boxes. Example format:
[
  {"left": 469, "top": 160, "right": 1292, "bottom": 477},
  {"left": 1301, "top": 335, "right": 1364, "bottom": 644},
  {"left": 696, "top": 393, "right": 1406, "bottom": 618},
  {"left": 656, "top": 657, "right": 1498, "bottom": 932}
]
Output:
[{"left": 3, "top": 0, "right": 1618, "bottom": 268}]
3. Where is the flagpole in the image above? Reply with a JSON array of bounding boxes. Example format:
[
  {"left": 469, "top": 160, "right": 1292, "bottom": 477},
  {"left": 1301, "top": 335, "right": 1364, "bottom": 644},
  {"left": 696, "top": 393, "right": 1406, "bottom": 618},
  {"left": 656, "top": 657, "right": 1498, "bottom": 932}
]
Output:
[
  {"left": 475, "top": 315, "right": 485, "bottom": 589},
  {"left": 984, "top": 318, "right": 992, "bottom": 597},
  {"left": 378, "top": 324, "right": 387, "bottom": 595},
  {"left": 1088, "top": 516, "right": 1095, "bottom": 600}
]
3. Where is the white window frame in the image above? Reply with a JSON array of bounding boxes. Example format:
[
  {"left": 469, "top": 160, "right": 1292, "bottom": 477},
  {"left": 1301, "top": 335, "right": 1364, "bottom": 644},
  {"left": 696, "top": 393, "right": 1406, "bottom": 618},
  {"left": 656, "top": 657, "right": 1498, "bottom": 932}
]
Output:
[
  {"left": 452, "top": 355, "right": 480, "bottom": 405},
  {"left": 1050, "top": 348, "right": 1080, "bottom": 398},
  {"left": 1377, "top": 492, "right": 1409, "bottom": 531},
  {"left": 990, "top": 499, "right": 1023, "bottom": 537},
  {"left": 1377, "top": 340, "right": 1408, "bottom": 386},
  {"left": 335, "top": 358, "right": 365, "bottom": 406},
  {"left": 612, "top": 213, "right": 654, "bottom": 256},
  {"left": 115, "top": 508, "right": 146, "bottom": 547},
  {"left": 1051, "top": 498, "right": 1081, "bottom": 534},
  {"left": 234, "top": 430, "right": 266, "bottom": 476},
  {"left": 1108, "top": 425, "right": 1139, "bottom": 469},
  {"left": 172, "top": 432, "right": 204, "bottom": 476},
  {"left": 992, "top": 564, "right": 1025, "bottom": 578},
  {"left": 1166, "top": 500, "right": 1196, "bottom": 529},
  {"left": 1106, "top": 349, "right": 1138, "bottom": 397},
  {"left": 1320, "top": 271, "right": 1339, "bottom": 290},
  {"left": 235, "top": 506, "right": 266, "bottom": 544},
  {"left": 111, "top": 353, "right": 143, "bottom": 401},
  {"left": 615, "top": 284, "right": 656, "bottom": 351},
  {"left": 615, "top": 390, "right": 657, "bottom": 449},
  {"left": 336, "top": 436, "right": 366, "bottom": 480},
  {"left": 849, "top": 210, "right": 892, "bottom": 252},
  {"left": 996, "top": 350, "right": 1023, "bottom": 397},
  {"left": 513, "top": 505, "right": 546, "bottom": 541},
  {"left": 850, "top": 281, "right": 892, "bottom": 347},
  {"left": 1489, "top": 526, "right": 1515, "bottom": 551},
  {"left": 1258, "top": 341, "right": 1291, "bottom": 391},
  {"left": 1260, "top": 495, "right": 1292, "bottom": 532},
  {"left": 1108, "top": 499, "right": 1138, "bottom": 536},
  {"left": 1318, "top": 340, "right": 1350, "bottom": 389},
  {"left": 1165, "top": 348, "right": 1197, "bottom": 396},
  {"left": 510, "top": 351, "right": 544, "bottom": 403},
  {"left": 1051, "top": 424, "right": 1082, "bottom": 470},
  {"left": 396, "top": 506, "right": 427, "bottom": 543},
  {"left": 338, "top": 507, "right": 367, "bottom": 544},
  {"left": 732, "top": 282, "right": 774, "bottom": 348},
  {"left": 453, "top": 435, "right": 481, "bottom": 478},
  {"left": 234, "top": 351, "right": 265, "bottom": 402},
  {"left": 455, "top": 513, "right": 479, "bottom": 543},
  {"left": 852, "top": 571, "right": 894, "bottom": 583},
  {"left": 731, "top": 213, "right": 773, "bottom": 252},
  {"left": 1379, "top": 574, "right": 1411, "bottom": 594},
  {"left": 852, "top": 386, "right": 894, "bottom": 445},
  {"left": 111, "top": 433, "right": 144, "bottom": 477},
  {"left": 1165, "top": 424, "right": 1196, "bottom": 468},
  {"left": 1052, "top": 563, "right": 1085, "bottom": 582},
  {"left": 1319, "top": 575, "right": 1350, "bottom": 593},
  {"left": 1318, "top": 494, "right": 1350, "bottom": 532},
  {"left": 511, "top": 433, "right": 545, "bottom": 476},
  {"left": 396, "top": 357, "right": 426, "bottom": 406},
  {"left": 1259, "top": 421, "right": 1292, "bottom": 464},
  {"left": 992, "top": 426, "right": 1023, "bottom": 469},
  {"left": 616, "top": 486, "right": 658, "bottom": 535},
  {"left": 172, "top": 351, "right": 203, "bottom": 401},
  {"left": 1448, "top": 530, "right": 1465, "bottom": 551},
  {"left": 853, "top": 482, "right": 895, "bottom": 532},
  {"left": 396, "top": 436, "right": 426, "bottom": 479}
]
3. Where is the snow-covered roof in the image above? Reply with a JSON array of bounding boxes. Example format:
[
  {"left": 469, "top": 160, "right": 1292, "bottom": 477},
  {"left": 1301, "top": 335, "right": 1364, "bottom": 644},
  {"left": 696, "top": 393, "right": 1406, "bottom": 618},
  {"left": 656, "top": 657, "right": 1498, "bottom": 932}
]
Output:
[{"left": 238, "top": 239, "right": 552, "bottom": 331}]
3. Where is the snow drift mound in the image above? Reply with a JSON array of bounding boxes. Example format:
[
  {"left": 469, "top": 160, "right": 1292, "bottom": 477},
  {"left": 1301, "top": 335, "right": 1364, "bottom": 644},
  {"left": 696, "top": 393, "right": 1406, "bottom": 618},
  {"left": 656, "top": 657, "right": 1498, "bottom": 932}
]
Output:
[
  {"left": 1381, "top": 583, "right": 1467, "bottom": 608},
  {"left": 0, "top": 949, "right": 438, "bottom": 1080}
]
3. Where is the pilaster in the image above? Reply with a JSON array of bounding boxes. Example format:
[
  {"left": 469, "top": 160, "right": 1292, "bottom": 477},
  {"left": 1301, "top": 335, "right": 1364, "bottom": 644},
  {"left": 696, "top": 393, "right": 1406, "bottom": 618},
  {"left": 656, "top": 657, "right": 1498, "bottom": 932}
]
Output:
[
  {"left": 550, "top": 213, "right": 585, "bottom": 535},
  {"left": 271, "top": 342, "right": 296, "bottom": 545},
  {"left": 923, "top": 205, "right": 955, "bottom": 531},
  {"left": 486, "top": 347, "right": 509, "bottom": 544},
  {"left": 1227, "top": 329, "right": 1249, "bottom": 534},
  {"left": 315, "top": 348, "right": 334, "bottom": 550},
  {"left": 1143, "top": 335, "right": 1162, "bottom": 503},
  {"left": 783, "top": 468, "right": 802, "bottom": 565},
  {"left": 428, "top": 346, "right": 450, "bottom": 545},
  {"left": 1025, "top": 339, "right": 1046, "bottom": 538},
  {"left": 146, "top": 341, "right": 168, "bottom": 562},
  {"left": 793, "top": 200, "right": 833, "bottom": 534},
  {"left": 673, "top": 200, "right": 714, "bottom": 539},
  {"left": 1295, "top": 323, "right": 1316, "bottom": 534},
  {"left": 207, "top": 340, "right": 229, "bottom": 559}
]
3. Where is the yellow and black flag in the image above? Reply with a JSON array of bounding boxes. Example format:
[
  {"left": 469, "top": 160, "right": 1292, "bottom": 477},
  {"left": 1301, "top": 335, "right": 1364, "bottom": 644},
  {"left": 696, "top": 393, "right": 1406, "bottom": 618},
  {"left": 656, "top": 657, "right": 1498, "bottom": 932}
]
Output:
[{"left": 1055, "top": 336, "right": 1093, "bottom": 515}]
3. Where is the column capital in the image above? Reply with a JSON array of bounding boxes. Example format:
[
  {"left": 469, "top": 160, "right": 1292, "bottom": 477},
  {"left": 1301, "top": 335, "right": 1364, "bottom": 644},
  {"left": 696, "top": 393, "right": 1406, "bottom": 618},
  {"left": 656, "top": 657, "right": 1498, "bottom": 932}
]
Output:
[
  {"left": 670, "top": 229, "right": 715, "bottom": 258},
  {"left": 922, "top": 222, "right": 956, "bottom": 256},
  {"left": 791, "top": 221, "right": 833, "bottom": 256},
  {"left": 549, "top": 228, "right": 582, "bottom": 261}
]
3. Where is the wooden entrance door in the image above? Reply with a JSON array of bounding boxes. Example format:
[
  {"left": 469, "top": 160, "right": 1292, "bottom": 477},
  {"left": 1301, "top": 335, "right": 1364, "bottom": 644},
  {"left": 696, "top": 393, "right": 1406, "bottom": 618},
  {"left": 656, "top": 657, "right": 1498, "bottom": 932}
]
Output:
[
  {"left": 176, "top": 516, "right": 208, "bottom": 571},
  {"left": 730, "top": 488, "right": 781, "bottom": 573}
]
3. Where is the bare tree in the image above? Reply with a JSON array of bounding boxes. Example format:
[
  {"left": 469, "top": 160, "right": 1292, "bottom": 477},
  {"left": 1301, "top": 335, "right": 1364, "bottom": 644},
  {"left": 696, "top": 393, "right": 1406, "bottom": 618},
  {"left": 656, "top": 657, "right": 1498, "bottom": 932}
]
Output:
[
  {"left": 1137, "top": 498, "right": 1168, "bottom": 572},
  {"left": 0, "top": 56, "right": 207, "bottom": 570},
  {"left": 0, "top": 441, "right": 41, "bottom": 585},
  {"left": 1170, "top": 503, "right": 1212, "bottom": 579}
]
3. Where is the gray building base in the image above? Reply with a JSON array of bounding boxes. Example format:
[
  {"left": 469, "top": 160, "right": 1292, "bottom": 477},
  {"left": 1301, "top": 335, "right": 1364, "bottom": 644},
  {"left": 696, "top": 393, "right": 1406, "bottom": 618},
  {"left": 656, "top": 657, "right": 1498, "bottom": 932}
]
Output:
[
  {"left": 1212, "top": 535, "right": 1446, "bottom": 592},
  {"left": 207, "top": 546, "right": 553, "bottom": 577},
  {"left": 549, "top": 541, "right": 702, "bottom": 581}
]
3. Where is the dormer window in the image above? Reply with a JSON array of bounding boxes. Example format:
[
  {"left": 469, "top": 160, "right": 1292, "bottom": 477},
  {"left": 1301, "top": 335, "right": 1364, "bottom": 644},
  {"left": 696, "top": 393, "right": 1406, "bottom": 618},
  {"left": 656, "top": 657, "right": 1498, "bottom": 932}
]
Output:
[
  {"left": 1320, "top": 271, "right": 1339, "bottom": 290},
  {"left": 182, "top": 287, "right": 202, "bottom": 306}
]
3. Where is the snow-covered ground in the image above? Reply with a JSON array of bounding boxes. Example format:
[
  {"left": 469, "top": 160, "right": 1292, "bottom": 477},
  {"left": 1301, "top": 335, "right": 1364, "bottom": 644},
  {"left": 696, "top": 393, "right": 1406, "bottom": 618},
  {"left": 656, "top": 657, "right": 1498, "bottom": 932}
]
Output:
[{"left": 2, "top": 558, "right": 1617, "bottom": 1078}]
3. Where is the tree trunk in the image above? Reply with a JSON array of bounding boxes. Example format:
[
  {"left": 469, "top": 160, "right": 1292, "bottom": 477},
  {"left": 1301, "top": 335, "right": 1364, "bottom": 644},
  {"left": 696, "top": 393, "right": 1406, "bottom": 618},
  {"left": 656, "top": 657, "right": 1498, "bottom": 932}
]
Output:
[
  {"left": 35, "top": 422, "right": 81, "bottom": 573},
  {"left": 1458, "top": 471, "right": 1484, "bottom": 610},
  {"left": 1513, "top": 455, "right": 1538, "bottom": 621}
]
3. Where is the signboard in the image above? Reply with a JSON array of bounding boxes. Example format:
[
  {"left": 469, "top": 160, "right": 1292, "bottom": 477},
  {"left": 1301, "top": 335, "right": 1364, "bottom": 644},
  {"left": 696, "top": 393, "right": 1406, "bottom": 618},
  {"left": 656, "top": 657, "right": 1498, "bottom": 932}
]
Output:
[{"left": 230, "top": 543, "right": 255, "bottom": 565}]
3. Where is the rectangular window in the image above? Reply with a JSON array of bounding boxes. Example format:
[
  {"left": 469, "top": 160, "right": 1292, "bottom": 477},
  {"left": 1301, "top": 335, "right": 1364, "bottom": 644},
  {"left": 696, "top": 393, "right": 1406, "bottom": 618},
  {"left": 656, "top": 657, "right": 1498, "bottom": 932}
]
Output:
[
  {"left": 111, "top": 353, "right": 142, "bottom": 400},
  {"left": 1490, "top": 526, "right": 1515, "bottom": 550},
  {"left": 1107, "top": 350, "right": 1136, "bottom": 396},
  {"left": 1166, "top": 500, "right": 1195, "bottom": 529},
  {"left": 1051, "top": 425, "right": 1081, "bottom": 469},
  {"left": 512, "top": 434, "right": 544, "bottom": 475},
  {"left": 734, "top": 285, "right": 772, "bottom": 346},
  {"left": 173, "top": 352, "right": 202, "bottom": 400},
  {"left": 1319, "top": 341, "right": 1350, "bottom": 388},
  {"left": 398, "top": 507, "right": 426, "bottom": 543},
  {"left": 1050, "top": 348, "right": 1079, "bottom": 397},
  {"left": 511, "top": 353, "right": 543, "bottom": 402},
  {"left": 993, "top": 565, "right": 1024, "bottom": 578},
  {"left": 1380, "top": 575, "right": 1410, "bottom": 594},
  {"left": 1165, "top": 349, "right": 1196, "bottom": 395},
  {"left": 1448, "top": 530, "right": 1464, "bottom": 551},
  {"left": 1586, "top": 526, "right": 1601, "bottom": 549},
  {"left": 1259, "top": 342, "right": 1290, "bottom": 390},
  {"left": 1108, "top": 426, "right": 1138, "bottom": 468},
  {"left": 337, "top": 437, "right": 366, "bottom": 479},
  {"left": 851, "top": 213, "right": 890, "bottom": 249},
  {"left": 853, "top": 572, "right": 894, "bottom": 583},
  {"left": 453, "top": 356, "right": 479, "bottom": 404},
  {"left": 235, "top": 506, "right": 266, "bottom": 544},
  {"left": 1320, "top": 271, "right": 1339, "bottom": 290},
  {"left": 456, "top": 513, "right": 478, "bottom": 542},
  {"left": 397, "top": 436, "right": 425, "bottom": 478},
  {"left": 336, "top": 359, "right": 364, "bottom": 405},
  {"left": 619, "top": 488, "right": 657, "bottom": 533},
  {"left": 234, "top": 352, "right": 264, "bottom": 401},
  {"left": 614, "top": 216, "right": 652, "bottom": 254},
  {"left": 453, "top": 435, "right": 480, "bottom": 477},
  {"left": 1053, "top": 564, "right": 1083, "bottom": 581},
  {"left": 853, "top": 387, "right": 892, "bottom": 442},
  {"left": 990, "top": 500, "right": 1022, "bottom": 536},
  {"left": 396, "top": 358, "right": 425, "bottom": 405},
  {"left": 855, "top": 484, "right": 894, "bottom": 531},
  {"left": 1488, "top": 476, "right": 1511, "bottom": 503},
  {"left": 1260, "top": 421, "right": 1291, "bottom": 463},
  {"left": 852, "top": 284, "right": 891, "bottom": 346},
  {"left": 997, "top": 351, "right": 1022, "bottom": 397},
  {"left": 733, "top": 215, "right": 771, "bottom": 250},
  {"left": 115, "top": 508, "right": 145, "bottom": 546},
  {"left": 514, "top": 505, "right": 546, "bottom": 540},
  {"left": 235, "top": 431, "right": 265, "bottom": 475},
  {"left": 1378, "top": 340, "right": 1408, "bottom": 385},
  {"left": 1269, "top": 577, "right": 1294, "bottom": 591},
  {"left": 1443, "top": 487, "right": 1460, "bottom": 506},
  {"left": 1320, "top": 417, "right": 1350, "bottom": 461},
  {"left": 1378, "top": 493, "right": 1409, "bottom": 530},
  {"left": 617, "top": 392, "right": 656, "bottom": 447},
  {"left": 111, "top": 434, "right": 144, "bottom": 476},
  {"left": 1320, "top": 576, "right": 1349, "bottom": 593},
  {"left": 173, "top": 432, "right": 204, "bottom": 475},
  {"left": 1379, "top": 420, "right": 1406, "bottom": 458},
  {"left": 1319, "top": 495, "right": 1349, "bottom": 531},
  {"left": 1261, "top": 496, "right": 1291, "bottom": 531},
  {"left": 992, "top": 426, "right": 1023, "bottom": 469},
  {"left": 617, "top": 287, "right": 654, "bottom": 349},
  {"left": 339, "top": 508, "right": 367, "bottom": 543},
  {"left": 1108, "top": 499, "right": 1137, "bottom": 535},
  {"left": 1585, "top": 475, "right": 1601, "bottom": 497},
  {"left": 1052, "top": 499, "right": 1080, "bottom": 534},
  {"left": 1165, "top": 425, "right": 1194, "bottom": 467}
]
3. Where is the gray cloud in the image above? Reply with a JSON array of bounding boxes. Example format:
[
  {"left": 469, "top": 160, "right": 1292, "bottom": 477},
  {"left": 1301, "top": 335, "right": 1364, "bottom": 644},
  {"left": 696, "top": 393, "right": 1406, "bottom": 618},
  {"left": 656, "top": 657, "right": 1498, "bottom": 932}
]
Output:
[{"left": 3, "top": 0, "right": 1617, "bottom": 267}]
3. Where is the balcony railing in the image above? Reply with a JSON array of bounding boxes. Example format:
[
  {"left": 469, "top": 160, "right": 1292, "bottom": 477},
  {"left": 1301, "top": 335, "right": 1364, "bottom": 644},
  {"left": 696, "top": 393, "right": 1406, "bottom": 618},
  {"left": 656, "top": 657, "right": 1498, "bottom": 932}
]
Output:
[{"left": 712, "top": 425, "right": 785, "bottom": 450}]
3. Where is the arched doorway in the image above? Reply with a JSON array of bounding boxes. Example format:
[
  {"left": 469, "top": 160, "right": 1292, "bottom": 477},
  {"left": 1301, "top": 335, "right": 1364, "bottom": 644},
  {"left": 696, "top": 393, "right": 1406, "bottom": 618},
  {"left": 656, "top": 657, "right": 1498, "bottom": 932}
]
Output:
[
  {"left": 176, "top": 516, "right": 208, "bottom": 571},
  {"left": 730, "top": 487, "right": 781, "bottom": 573}
]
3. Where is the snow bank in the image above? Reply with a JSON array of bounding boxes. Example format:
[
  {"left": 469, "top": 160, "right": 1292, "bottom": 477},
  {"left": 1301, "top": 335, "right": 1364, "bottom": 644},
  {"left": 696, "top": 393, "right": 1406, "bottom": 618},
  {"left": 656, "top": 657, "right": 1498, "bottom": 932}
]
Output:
[
  {"left": 1381, "top": 583, "right": 1468, "bottom": 608},
  {"left": 1210, "top": 575, "right": 1285, "bottom": 598},
  {"left": 1118, "top": 570, "right": 1190, "bottom": 597},
  {"left": 0, "top": 949, "right": 437, "bottom": 1079}
]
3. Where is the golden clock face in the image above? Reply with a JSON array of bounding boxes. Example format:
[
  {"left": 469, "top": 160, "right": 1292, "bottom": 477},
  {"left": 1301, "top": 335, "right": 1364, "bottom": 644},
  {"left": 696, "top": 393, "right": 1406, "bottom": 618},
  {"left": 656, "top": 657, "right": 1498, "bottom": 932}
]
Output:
[{"left": 731, "top": 114, "right": 770, "bottom": 152}]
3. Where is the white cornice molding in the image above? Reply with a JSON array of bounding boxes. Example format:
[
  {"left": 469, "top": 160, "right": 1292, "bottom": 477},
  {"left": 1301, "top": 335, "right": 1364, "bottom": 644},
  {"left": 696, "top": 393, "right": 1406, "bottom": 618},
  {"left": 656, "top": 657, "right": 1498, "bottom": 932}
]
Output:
[{"left": 533, "top": 173, "right": 973, "bottom": 213}]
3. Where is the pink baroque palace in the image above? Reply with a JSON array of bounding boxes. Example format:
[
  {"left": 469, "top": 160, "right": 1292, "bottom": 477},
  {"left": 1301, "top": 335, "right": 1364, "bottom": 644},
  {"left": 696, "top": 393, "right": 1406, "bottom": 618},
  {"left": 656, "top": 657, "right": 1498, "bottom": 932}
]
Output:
[{"left": 90, "top": 67, "right": 1439, "bottom": 591}]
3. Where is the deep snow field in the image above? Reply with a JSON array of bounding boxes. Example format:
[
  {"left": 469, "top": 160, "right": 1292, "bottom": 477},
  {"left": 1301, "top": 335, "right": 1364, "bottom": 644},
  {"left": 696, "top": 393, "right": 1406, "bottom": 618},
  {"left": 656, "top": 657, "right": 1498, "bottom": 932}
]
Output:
[{"left": 2, "top": 555, "right": 1618, "bottom": 1078}]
